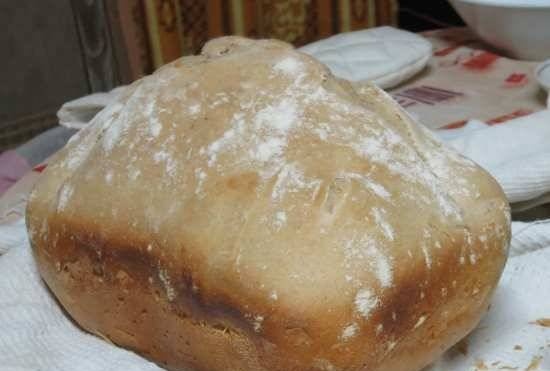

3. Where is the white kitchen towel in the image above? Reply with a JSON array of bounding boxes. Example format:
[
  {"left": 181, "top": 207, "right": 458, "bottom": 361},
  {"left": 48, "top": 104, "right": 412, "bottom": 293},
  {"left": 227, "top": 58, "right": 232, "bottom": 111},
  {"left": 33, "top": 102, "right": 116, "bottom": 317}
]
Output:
[
  {"left": 511, "top": 219, "right": 550, "bottom": 257},
  {"left": 0, "top": 237, "right": 163, "bottom": 371},
  {"left": 0, "top": 217, "right": 548, "bottom": 371},
  {"left": 57, "top": 86, "right": 126, "bottom": 130},
  {"left": 426, "top": 245, "right": 550, "bottom": 371},
  {"left": 435, "top": 109, "right": 550, "bottom": 206},
  {"left": 299, "top": 26, "right": 432, "bottom": 89},
  {"left": 0, "top": 217, "right": 26, "bottom": 255}
]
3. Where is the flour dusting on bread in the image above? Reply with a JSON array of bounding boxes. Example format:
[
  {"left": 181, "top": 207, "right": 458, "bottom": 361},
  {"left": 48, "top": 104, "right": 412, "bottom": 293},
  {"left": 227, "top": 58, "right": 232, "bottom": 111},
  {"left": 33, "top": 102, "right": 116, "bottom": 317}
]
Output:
[{"left": 27, "top": 36, "right": 511, "bottom": 371}]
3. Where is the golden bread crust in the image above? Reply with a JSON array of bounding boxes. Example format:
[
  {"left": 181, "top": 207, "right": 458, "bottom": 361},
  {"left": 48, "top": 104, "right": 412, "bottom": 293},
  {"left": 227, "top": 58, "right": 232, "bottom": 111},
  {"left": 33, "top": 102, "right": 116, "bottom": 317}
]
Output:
[{"left": 27, "top": 36, "right": 510, "bottom": 371}]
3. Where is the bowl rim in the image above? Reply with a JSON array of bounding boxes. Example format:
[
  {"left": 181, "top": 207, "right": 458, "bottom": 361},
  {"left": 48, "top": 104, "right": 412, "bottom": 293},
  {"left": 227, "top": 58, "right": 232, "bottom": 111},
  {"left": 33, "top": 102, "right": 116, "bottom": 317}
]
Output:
[{"left": 452, "top": 0, "right": 550, "bottom": 8}]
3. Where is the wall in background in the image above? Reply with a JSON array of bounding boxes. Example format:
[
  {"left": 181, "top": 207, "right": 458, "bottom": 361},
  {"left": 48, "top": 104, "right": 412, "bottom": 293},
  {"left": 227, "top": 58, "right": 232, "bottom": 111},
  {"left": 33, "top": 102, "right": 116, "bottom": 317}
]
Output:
[{"left": 0, "top": 0, "right": 90, "bottom": 151}]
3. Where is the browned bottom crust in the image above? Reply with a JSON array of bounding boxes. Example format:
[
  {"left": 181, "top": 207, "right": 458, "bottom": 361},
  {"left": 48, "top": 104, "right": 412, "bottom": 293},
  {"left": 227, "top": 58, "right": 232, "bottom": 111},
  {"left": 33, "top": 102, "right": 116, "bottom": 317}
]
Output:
[{"left": 33, "top": 226, "right": 503, "bottom": 371}]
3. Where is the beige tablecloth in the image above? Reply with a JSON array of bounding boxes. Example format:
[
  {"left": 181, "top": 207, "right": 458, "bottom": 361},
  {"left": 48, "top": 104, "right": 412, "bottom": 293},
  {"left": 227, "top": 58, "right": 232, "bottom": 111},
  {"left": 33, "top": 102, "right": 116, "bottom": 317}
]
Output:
[{"left": 387, "top": 28, "right": 547, "bottom": 130}]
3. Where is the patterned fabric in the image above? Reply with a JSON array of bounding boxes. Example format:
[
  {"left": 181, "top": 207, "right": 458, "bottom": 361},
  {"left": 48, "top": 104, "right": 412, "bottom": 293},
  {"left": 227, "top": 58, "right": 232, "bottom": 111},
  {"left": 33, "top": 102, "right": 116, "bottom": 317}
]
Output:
[
  {"left": 109, "top": 0, "right": 153, "bottom": 81},
  {"left": 141, "top": 0, "right": 398, "bottom": 69}
]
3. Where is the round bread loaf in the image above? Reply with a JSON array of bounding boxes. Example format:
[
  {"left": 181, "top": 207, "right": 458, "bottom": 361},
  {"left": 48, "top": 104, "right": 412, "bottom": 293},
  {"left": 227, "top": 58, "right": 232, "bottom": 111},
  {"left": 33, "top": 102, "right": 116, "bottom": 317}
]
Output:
[{"left": 26, "top": 37, "right": 510, "bottom": 371}]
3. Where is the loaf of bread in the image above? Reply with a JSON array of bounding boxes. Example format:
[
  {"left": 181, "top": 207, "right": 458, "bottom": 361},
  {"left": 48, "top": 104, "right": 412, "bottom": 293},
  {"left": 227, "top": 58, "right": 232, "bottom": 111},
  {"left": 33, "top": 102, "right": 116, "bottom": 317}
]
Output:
[{"left": 26, "top": 37, "right": 510, "bottom": 371}]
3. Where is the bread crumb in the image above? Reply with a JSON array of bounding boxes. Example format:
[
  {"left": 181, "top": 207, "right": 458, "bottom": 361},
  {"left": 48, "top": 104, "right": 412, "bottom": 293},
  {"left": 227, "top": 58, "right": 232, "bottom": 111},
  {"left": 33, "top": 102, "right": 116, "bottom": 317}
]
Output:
[
  {"left": 474, "top": 359, "right": 488, "bottom": 370},
  {"left": 526, "top": 355, "right": 543, "bottom": 371},
  {"left": 452, "top": 338, "right": 468, "bottom": 356},
  {"left": 532, "top": 318, "right": 550, "bottom": 327}
]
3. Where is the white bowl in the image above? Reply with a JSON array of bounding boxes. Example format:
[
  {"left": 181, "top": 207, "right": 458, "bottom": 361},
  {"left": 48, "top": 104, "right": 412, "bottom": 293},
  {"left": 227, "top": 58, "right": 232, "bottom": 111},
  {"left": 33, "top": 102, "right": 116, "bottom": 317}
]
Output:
[{"left": 449, "top": 0, "right": 550, "bottom": 61}]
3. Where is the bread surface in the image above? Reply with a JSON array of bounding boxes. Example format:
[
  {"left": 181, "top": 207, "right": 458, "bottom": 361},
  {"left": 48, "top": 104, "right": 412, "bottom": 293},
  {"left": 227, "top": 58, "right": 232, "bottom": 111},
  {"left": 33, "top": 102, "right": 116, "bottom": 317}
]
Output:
[{"left": 26, "top": 36, "right": 510, "bottom": 371}]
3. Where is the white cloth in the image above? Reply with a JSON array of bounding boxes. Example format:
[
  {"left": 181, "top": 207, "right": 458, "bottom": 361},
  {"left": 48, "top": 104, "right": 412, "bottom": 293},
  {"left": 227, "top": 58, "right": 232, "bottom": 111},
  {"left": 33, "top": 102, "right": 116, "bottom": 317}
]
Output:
[
  {"left": 299, "top": 26, "right": 432, "bottom": 89},
  {"left": 511, "top": 220, "right": 550, "bottom": 257},
  {"left": 0, "top": 216, "right": 548, "bottom": 371},
  {"left": 436, "top": 109, "right": 550, "bottom": 207},
  {"left": 426, "top": 246, "right": 550, "bottom": 371},
  {"left": 0, "top": 237, "right": 162, "bottom": 371},
  {"left": 0, "top": 217, "right": 26, "bottom": 255},
  {"left": 57, "top": 87, "right": 125, "bottom": 130}
]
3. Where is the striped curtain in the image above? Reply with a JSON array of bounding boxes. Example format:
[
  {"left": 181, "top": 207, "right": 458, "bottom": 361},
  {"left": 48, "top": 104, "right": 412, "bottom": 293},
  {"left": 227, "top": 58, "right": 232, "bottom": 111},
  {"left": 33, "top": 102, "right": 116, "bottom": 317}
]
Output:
[{"left": 143, "top": 0, "right": 398, "bottom": 69}]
